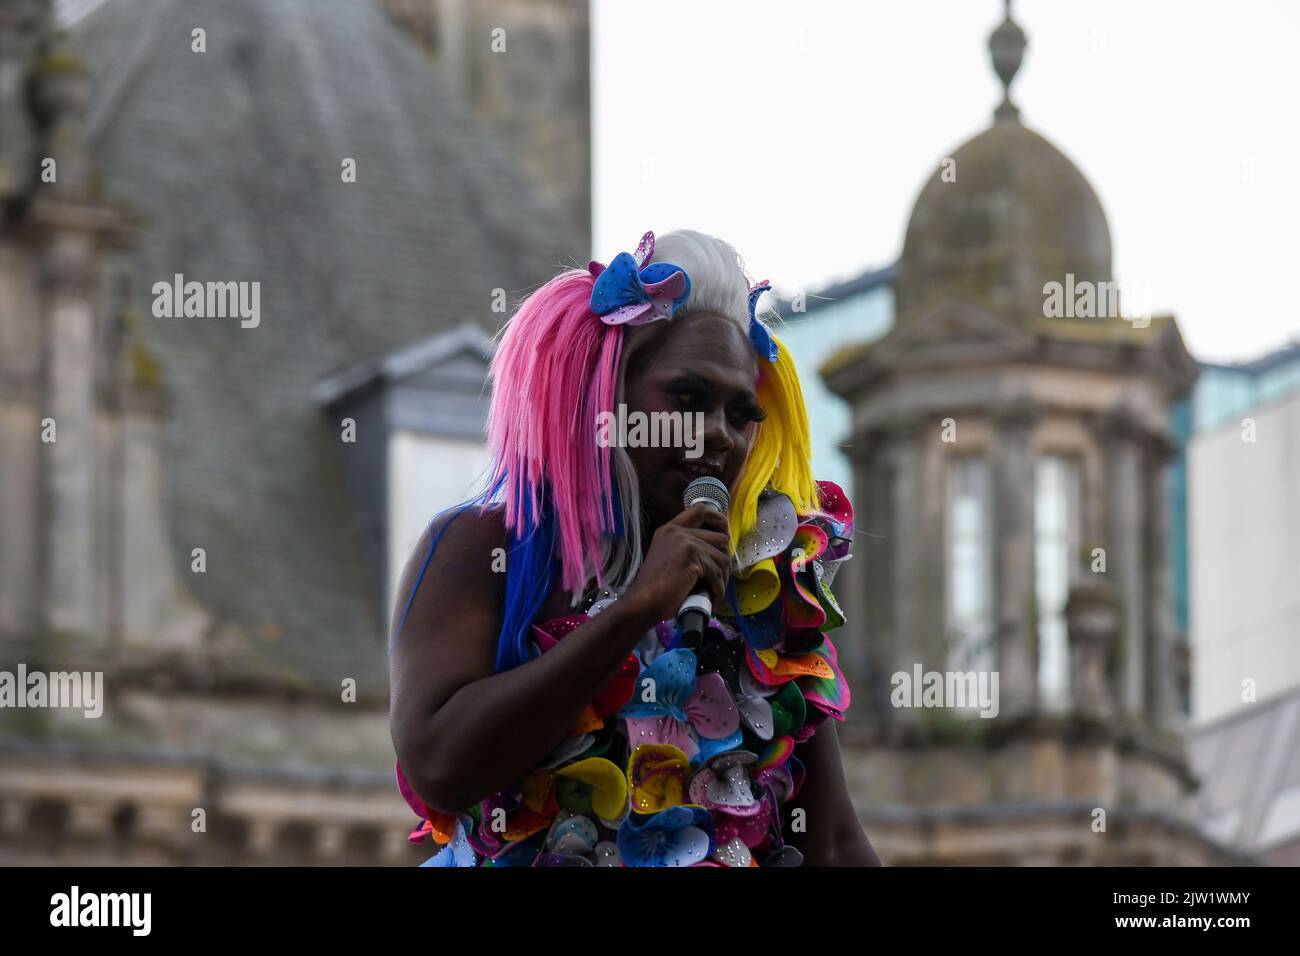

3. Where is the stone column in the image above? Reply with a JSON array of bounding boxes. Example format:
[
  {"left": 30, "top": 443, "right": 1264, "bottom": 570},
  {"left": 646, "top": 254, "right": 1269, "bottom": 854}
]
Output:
[
  {"left": 40, "top": 232, "right": 101, "bottom": 638},
  {"left": 0, "top": 797, "right": 26, "bottom": 834},
  {"left": 888, "top": 421, "right": 925, "bottom": 725},
  {"left": 841, "top": 423, "right": 887, "bottom": 722},
  {"left": 67, "top": 798, "right": 113, "bottom": 840},
  {"left": 1092, "top": 407, "right": 1147, "bottom": 721},
  {"left": 381, "top": 825, "right": 411, "bottom": 864},
  {"left": 0, "top": 0, "right": 47, "bottom": 203},
  {"left": 33, "top": 42, "right": 114, "bottom": 642},
  {"left": 316, "top": 822, "right": 347, "bottom": 861},
  {"left": 135, "top": 802, "right": 189, "bottom": 853},
  {"left": 1144, "top": 429, "right": 1182, "bottom": 737},
  {"left": 990, "top": 396, "right": 1039, "bottom": 717},
  {"left": 246, "top": 818, "right": 278, "bottom": 860}
]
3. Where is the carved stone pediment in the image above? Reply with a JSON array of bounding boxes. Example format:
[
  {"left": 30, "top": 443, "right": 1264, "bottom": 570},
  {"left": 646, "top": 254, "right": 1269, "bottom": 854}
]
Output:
[{"left": 871, "top": 300, "right": 1035, "bottom": 369}]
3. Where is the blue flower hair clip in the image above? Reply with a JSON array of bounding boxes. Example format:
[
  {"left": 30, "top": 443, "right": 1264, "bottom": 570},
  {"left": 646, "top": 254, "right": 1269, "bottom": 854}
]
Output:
[
  {"left": 587, "top": 232, "right": 780, "bottom": 368},
  {"left": 747, "top": 279, "right": 779, "bottom": 364},
  {"left": 588, "top": 231, "right": 691, "bottom": 326}
]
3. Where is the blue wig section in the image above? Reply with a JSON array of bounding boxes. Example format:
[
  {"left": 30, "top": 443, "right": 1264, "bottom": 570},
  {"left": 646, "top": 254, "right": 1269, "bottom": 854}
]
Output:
[
  {"left": 495, "top": 487, "right": 558, "bottom": 673},
  {"left": 494, "top": 462, "right": 632, "bottom": 671},
  {"left": 393, "top": 460, "right": 629, "bottom": 675},
  {"left": 390, "top": 465, "right": 564, "bottom": 676},
  {"left": 608, "top": 464, "right": 625, "bottom": 540}
]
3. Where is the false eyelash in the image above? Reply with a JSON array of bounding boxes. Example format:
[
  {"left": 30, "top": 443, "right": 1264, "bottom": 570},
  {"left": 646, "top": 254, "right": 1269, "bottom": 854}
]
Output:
[
  {"left": 730, "top": 404, "right": 767, "bottom": 428},
  {"left": 672, "top": 386, "right": 766, "bottom": 425}
]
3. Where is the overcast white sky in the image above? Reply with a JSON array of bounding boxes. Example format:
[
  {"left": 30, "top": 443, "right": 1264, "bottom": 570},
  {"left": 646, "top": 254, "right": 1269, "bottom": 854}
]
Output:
[{"left": 593, "top": 0, "right": 1300, "bottom": 364}]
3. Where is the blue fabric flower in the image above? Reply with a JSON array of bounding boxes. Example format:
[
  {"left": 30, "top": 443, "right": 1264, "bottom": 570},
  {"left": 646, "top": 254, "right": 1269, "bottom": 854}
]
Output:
[
  {"left": 588, "top": 231, "right": 691, "bottom": 326},
  {"left": 419, "top": 817, "right": 478, "bottom": 867},
  {"left": 616, "top": 805, "right": 716, "bottom": 867},
  {"left": 618, "top": 647, "right": 698, "bottom": 723}
]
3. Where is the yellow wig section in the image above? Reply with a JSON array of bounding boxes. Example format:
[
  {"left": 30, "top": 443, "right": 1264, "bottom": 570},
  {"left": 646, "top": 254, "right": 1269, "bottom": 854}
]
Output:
[{"left": 728, "top": 327, "right": 821, "bottom": 554}]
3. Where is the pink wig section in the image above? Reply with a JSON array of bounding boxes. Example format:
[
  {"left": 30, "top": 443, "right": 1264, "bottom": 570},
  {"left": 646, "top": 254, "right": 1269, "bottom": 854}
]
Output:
[{"left": 485, "top": 269, "right": 623, "bottom": 597}]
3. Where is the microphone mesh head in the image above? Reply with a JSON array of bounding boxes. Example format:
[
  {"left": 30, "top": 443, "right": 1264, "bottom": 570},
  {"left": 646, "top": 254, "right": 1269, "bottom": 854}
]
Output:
[{"left": 682, "top": 476, "right": 730, "bottom": 513}]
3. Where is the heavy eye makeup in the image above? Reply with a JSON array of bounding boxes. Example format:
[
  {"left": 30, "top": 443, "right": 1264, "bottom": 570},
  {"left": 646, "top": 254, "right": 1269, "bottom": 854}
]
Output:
[{"left": 665, "top": 375, "right": 767, "bottom": 429}]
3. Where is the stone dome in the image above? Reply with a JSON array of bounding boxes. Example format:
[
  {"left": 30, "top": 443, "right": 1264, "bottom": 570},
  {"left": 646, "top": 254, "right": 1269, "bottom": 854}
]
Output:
[
  {"left": 894, "top": 3, "right": 1113, "bottom": 326},
  {"left": 895, "top": 120, "right": 1113, "bottom": 324}
]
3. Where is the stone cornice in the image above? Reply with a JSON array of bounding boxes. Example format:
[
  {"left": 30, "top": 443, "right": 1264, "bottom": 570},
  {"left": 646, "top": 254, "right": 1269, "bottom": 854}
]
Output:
[
  {"left": 822, "top": 307, "right": 1200, "bottom": 404},
  {"left": 27, "top": 194, "right": 137, "bottom": 245},
  {"left": 838, "top": 711, "right": 1200, "bottom": 788},
  {"left": 1081, "top": 406, "right": 1178, "bottom": 463},
  {"left": 0, "top": 635, "right": 390, "bottom": 708},
  {"left": 822, "top": 348, "right": 889, "bottom": 401}
]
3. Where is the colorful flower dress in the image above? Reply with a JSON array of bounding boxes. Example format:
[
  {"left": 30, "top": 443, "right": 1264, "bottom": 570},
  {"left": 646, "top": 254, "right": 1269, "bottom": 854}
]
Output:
[{"left": 396, "top": 480, "right": 855, "bottom": 867}]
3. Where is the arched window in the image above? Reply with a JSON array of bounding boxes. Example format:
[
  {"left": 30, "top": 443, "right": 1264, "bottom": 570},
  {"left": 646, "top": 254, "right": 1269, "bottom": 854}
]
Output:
[
  {"left": 945, "top": 456, "right": 995, "bottom": 676},
  {"left": 1034, "top": 454, "right": 1081, "bottom": 710}
]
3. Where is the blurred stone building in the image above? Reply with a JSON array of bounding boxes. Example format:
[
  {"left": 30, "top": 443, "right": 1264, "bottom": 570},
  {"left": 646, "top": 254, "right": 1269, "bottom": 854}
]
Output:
[
  {"left": 1, "top": 0, "right": 1264, "bottom": 869},
  {"left": 0, "top": 0, "right": 587, "bottom": 864},
  {"left": 822, "top": 4, "right": 1249, "bottom": 865}
]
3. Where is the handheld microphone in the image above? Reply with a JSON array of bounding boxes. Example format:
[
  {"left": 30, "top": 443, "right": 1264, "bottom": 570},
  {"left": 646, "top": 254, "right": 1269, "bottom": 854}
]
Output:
[{"left": 676, "top": 476, "right": 730, "bottom": 642}]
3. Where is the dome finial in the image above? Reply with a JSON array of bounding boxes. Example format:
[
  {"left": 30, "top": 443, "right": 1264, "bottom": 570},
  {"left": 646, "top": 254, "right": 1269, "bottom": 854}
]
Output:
[{"left": 989, "top": 0, "right": 1027, "bottom": 122}]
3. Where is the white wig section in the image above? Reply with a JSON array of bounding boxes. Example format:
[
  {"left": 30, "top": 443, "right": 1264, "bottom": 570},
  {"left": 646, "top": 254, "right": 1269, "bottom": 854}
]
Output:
[
  {"left": 649, "top": 229, "right": 752, "bottom": 328},
  {"left": 580, "top": 229, "right": 756, "bottom": 607}
]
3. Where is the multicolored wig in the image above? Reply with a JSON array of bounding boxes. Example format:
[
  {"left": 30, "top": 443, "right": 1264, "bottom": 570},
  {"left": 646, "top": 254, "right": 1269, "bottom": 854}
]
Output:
[{"left": 395, "top": 229, "right": 821, "bottom": 673}]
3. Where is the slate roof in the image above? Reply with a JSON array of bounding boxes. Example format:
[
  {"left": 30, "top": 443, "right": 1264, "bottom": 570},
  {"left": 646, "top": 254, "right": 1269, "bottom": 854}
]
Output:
[
  {"left": 71, "top": 0, "right": 585, "bottom": 689},
  {"left": 1191, "top": 686, "right": 1300, "bottom": 863},
  {"left": 311, "top": 321, "right": 495, "bottom": 410}
]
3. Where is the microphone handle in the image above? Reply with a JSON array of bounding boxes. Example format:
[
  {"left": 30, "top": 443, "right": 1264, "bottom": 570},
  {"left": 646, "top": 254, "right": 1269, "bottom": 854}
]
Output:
[
  {"left": 676, "top": 479, "right": 729, "bottom": 640},
  {"left": 677, "top": 587, "right": 712, "bottom": 641}
]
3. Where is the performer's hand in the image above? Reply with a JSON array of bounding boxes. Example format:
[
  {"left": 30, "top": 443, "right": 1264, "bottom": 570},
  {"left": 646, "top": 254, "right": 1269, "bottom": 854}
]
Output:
[{"left": 623, "top": 504, "right": 732, "bottom": 624}]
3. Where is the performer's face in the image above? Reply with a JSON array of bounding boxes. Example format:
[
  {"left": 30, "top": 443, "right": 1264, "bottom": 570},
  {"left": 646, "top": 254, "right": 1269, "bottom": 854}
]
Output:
[{"left": 623, "top": 311, "right": 763, "bottom": 531}]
